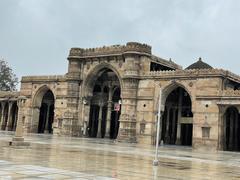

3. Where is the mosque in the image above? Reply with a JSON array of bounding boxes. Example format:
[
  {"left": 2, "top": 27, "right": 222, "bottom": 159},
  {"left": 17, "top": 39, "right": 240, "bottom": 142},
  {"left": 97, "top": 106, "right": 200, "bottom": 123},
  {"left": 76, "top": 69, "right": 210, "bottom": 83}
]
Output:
[{"left": 1, "top": 42, "right": 240, "bottom": 152}]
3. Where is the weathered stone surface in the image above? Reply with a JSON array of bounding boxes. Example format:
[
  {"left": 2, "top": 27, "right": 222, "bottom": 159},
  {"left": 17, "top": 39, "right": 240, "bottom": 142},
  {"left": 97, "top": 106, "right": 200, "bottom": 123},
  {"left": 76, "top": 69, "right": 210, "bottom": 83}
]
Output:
[{"left": 1, "top": 42, "right": 240, "bottom": 151}]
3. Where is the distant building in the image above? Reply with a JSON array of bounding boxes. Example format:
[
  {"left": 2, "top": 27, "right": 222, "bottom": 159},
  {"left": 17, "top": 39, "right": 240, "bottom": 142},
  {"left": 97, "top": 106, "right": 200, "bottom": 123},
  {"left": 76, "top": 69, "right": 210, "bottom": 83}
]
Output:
[{"left": 1, "top": 42, "right": 240, "bottom": 151}]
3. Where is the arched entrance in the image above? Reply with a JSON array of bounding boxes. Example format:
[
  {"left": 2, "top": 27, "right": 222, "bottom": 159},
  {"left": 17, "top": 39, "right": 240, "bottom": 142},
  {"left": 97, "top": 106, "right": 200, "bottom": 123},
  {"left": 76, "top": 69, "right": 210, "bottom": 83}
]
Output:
[
  {"left": 32, "top": 87, "right": 55, "bottom": 134},
  {"left": 87, "top": 68, "right": 121, "bottom": 139},
  {"left": 162, "top": 87, "right": 193, "bottom": 146},
  {"left": 38, "top": 90, "right": 55, "bottom": 133},
  {"left": 223, "top": 107, "right": 240, "bottom": 151}
]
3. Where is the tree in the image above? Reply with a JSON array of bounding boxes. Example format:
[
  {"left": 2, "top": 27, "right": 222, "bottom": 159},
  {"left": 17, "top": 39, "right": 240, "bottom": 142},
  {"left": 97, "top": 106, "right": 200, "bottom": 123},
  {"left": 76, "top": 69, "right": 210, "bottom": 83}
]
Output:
[{"left": 0, "top": 59, "right": 18, "bottom": 91}]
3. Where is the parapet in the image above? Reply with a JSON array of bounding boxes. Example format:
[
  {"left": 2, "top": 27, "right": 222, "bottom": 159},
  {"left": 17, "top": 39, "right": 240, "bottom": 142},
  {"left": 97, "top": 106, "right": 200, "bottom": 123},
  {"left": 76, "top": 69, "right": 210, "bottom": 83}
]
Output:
[
  {"left": 0, "top": 91, "right": 19, "bottom": 100},
  {"left": 21, "top": 75, "right": 66, "bottom": 83},
  {"left": 146, "top": 68, "right": 240, "bottom": 83},
  {"left": 68, "top": 42, "right": 152, "bottom": 58},
  {"left": 151, "top": 55, "right": 182, "bottom": 70}
]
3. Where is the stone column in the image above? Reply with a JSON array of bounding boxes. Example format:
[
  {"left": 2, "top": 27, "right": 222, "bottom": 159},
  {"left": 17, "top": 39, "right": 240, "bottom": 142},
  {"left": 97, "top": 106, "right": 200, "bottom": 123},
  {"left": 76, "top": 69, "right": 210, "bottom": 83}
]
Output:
[
  {"left": 176, "top": 88, "right": 183, "bottom": 145},
  {"left": 32, "top": 107, "right": 40, "bottom": 133},
  {"left": 165, "top": 106, "right": 170, "bottom": 143},
  {"left": 11, "top": 96, "right": 30, "bottom": 146},
  {"left": 159, "top": 111, "right": 163, "bottom": 144},
  {"left": 0, "top": 102, "right": 5, "bottom": 130},
  {"left": 223, "top": 113, "right": 227, "bottom": 150},
  {"left": 1, "top": 102, "right": 9, "bottom": 130},
  {"left": 82, "top": 103, "right": 87, "bottom": 136},
  {"left": 89, "top": 105, "right": 96, "bottom": 137},
  {"left": 44, "top": 104, "right": 51, "bottom": 133},
  {"left": 6, "top": 102, "right": 13, "bottom": 131},
  {"left": 97, "top": 103, "right": 103, "bottom": 138},
  {"left": 13, "top": 107, "right": 18, "bottom": 131},
  {"left": 65, "top": 62, "right": 81, "bottom": 136},
  {"left": 229, "top": 110, "right": 234, "bottom": 150},
  {"left": 218, "top": 107, "right": 225, "bottom": 151},
  {"left": 105, "top": 87, "right": 113, "bottom": 138},
  {"left": 15, "top": 99, "right": 24, "bottom": 138},
  {"left": 171, "top": 108, "right": 177, "bottom": 143},
  {"left": 234, "top": 111, "right": 238, "bottom": 150}
]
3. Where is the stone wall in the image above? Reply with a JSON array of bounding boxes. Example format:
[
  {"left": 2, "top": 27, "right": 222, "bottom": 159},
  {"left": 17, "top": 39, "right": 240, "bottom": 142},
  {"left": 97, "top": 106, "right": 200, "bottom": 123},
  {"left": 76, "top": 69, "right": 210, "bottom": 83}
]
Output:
[
  {"left": 20, "top": 75, "right": 68, "bottom": 134},
  {"left": 137, "top": 72, "right": 228, "bottom": 150},
  {"left": 13, "top": 42, "right": 240, "bottom": 152}
]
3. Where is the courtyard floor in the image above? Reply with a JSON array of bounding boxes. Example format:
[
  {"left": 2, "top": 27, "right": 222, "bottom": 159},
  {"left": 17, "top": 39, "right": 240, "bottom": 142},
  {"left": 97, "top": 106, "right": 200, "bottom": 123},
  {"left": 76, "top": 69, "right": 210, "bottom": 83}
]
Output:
[{"left": 0, "top": 132, "right": 239, "bottom": 179}]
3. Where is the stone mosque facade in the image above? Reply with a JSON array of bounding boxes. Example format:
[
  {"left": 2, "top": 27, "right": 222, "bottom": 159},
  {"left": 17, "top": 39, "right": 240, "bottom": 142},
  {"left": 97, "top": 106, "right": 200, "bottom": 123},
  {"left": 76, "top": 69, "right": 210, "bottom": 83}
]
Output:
[{"left": 1, "top": 42, "right": 240, "bottom": 152}]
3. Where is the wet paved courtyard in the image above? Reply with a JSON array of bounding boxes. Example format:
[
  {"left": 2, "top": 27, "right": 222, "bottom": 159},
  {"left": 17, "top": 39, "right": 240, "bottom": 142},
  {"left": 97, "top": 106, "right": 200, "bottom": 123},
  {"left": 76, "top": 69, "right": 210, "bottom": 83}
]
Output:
[{"left": 0, "top": 132, "right": 240, "bottom": 179}]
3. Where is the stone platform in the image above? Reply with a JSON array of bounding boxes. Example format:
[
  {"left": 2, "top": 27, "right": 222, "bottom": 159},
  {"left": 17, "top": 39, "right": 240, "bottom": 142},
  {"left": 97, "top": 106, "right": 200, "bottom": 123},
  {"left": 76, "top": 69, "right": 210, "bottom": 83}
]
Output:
[{"left": 0, "top": 131, "right": 240, "bottom": 179}]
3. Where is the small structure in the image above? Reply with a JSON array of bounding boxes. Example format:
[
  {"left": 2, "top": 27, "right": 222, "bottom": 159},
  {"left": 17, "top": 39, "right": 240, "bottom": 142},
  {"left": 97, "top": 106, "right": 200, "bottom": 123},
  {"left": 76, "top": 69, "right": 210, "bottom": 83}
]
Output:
[{"left": 10, "top": 96, "right": 30, "bottom": 146}]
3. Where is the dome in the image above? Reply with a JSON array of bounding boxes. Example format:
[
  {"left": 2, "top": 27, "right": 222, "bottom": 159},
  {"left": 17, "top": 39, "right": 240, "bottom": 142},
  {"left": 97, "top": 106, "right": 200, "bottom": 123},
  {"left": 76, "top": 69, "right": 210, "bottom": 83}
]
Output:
[{"left": 186, "top": 58, "right": 213, "bottom": 70}]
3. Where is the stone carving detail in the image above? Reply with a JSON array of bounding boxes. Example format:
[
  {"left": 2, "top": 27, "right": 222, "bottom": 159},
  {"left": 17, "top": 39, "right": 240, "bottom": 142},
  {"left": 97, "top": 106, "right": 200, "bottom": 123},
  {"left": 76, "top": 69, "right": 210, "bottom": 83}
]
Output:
[
  {"left": 188, "top": 82, "right": 193, "bottom": 87},
  {"left": 222, "top": 89, "right": 240, "bottom": 96}
]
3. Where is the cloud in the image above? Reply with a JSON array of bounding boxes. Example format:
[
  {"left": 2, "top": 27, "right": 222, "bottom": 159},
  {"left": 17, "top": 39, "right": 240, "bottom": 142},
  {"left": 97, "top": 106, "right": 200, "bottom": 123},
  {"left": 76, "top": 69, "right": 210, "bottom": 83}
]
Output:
[{"left": 0, "top": 0, "right": 240, "bottom": 81}]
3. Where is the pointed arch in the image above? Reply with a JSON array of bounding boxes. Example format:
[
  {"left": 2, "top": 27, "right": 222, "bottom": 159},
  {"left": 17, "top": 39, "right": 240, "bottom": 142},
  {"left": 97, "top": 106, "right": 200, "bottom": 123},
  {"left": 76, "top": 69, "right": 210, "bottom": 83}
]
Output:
[
  {"left": 83, "top": 62, "right": 122, "bottom": 139},
  {"left": 160, "top": 82, "right": 193, "bottom": 146},
  {"left": 32, "top": 85, "right": 56, "bottom": 108},
  {"left": 161, "top": 81, "right": 193, "bottom": 110},
  {"left": 223, "top": 106, "right": 240, "bottom": 151},
  {"left": 31, "top": 85, "right": 55, "bottom": 134},
  {"left": 83, "top": 63, "right": 123, "bottom": 98}
]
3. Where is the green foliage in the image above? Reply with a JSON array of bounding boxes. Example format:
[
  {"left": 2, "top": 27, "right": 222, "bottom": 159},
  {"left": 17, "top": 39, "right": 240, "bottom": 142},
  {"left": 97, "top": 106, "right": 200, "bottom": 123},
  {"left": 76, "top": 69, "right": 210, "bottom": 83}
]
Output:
[{"left": 0, "top": 59, "right": 18, "bottom": 91}]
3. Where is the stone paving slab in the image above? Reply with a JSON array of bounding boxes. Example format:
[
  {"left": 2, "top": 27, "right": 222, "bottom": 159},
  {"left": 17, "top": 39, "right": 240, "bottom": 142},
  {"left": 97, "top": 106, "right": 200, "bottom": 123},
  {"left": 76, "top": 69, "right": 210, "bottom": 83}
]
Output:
[
  {"left": 0, "top": 131, "right": 240, "bottom": 179},
  {"left": 0, "top": 160, "right": 118, "bottom": 180}
]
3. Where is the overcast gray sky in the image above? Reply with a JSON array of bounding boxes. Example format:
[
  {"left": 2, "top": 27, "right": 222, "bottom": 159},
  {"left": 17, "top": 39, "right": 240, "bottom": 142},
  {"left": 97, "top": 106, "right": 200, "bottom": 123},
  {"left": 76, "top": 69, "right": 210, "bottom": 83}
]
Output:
[{"left": 1, "top": 0, "right": 240, "bottom": 81}]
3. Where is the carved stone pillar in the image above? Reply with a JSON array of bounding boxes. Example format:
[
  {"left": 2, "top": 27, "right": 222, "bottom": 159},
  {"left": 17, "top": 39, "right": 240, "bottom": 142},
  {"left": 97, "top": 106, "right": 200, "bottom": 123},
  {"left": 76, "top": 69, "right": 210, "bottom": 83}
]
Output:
[
  {"left": 176, "top": 88, "right": 183, "bottom": 145},
  {"left": 97, "top": 103, "right": 103, "bottom": 138},
  {"left": 234, "top": 111, "right": 238, "bottom": 150},
  {"left": 223, "top": 112, "right": 227, "bottom": 150},
  {"left": 165, "top": 106, "right": 170, "bottom": 143},
  {"left": 105, "top": 87, "right": 113, "bottom": 138},
  {"left": 171, "top": 108, "right": 177, "bottom": 143},
  {"left": 65, "top": 58, "right": 82, "bottom": 136},
  {"left": 0, "top": 102, "right": 6, "bottom": 130},
  {"left": 44, "top": 104, "right": 51, "bottom": 133},
  {"left": 229, "top": 110, "right": 234, "bottom": 150},
  {"left": 218, "top": 107, "right": 225, "bottom": 151},
  {"left": 15, "top": 99, "right": 24, "bottom": 138},
  {"left": 13, "top": 107, "right": 18, "bottom": 131},
  {"left": 11, "top": 96, "right": 30, "bottom": 146},
  {"left": 2, "top": 102, "right": 9, "bottom": 130},
  {"left": 32, "top": 106, "right": 40, "bottom": 133},
  {"left": 6, "top": 102, "right": 13, "bottom": 131},
  {"left": 118, "top": 78, "right": 138, "bottom": 143}
]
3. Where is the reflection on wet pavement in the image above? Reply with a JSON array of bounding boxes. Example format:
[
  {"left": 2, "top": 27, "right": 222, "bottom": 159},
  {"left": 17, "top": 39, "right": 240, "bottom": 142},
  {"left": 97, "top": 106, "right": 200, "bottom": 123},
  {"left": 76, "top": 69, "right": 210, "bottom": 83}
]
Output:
[{"left": 0, "top": 131, "right": 240, "bottom": 179}]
